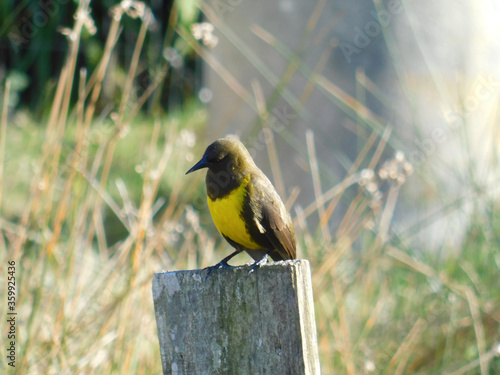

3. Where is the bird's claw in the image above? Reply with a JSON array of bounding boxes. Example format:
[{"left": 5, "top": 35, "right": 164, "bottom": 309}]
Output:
[
  {"left": 248, "top": 255, "right": 268, "bottom": 274},
  {"left": 204, "top": 260, "right": 233, "bottom": 280}
]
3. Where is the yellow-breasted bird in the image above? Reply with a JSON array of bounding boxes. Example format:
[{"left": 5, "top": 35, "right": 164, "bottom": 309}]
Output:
[{"left": 186, "top": 137, "right": 296, "bottom": 270}]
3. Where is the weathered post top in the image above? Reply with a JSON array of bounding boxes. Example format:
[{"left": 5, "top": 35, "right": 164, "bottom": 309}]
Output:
[{"left": 152, "top": 259, "right": 320, "bottom": 375}]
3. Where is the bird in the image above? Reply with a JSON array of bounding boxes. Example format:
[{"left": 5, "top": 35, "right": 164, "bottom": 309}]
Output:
[{"left": 186, "top": 137, "right": 296, "bottom": 272}]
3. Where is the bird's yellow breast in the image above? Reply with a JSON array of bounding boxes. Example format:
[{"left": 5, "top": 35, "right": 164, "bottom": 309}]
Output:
[{"left": 207, "top": 174, "right": 262, "bottom": 250}]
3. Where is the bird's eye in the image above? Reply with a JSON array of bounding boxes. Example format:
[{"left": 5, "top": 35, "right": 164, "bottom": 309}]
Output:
[{"left": 209, "top": 154, "right": 225, "bottom": 163}]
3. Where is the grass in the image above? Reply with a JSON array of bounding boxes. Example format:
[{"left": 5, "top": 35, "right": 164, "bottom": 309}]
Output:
[{"left": 1, "top": 1, "right": 500, "bottom": 374}]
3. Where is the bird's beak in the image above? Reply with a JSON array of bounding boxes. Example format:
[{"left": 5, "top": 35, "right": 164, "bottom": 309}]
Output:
[{"left": 186, "top": 154, "right": 209, "bottom": 175}]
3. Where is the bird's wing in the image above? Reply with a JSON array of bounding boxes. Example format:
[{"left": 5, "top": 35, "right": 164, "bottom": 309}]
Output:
[{"left": 251, "top": 174, "right": 296, "bottom": 260}]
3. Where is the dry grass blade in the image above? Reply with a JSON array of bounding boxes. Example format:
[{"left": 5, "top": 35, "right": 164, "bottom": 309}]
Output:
[
  {"left": 177, "top": 25, "right": 251, "bottom": 105},
  {"left": 116, "top": 178, "right": 136, "bottom": 228},
  {"left": 300, "top": 173, "right": 360, "bottom": 221},
  {"left": 306, "top": 0, "right": 326, "bottom": 33},
  {"left": 320, "top": 129, "right": 380, "bottom": 227},
  {"left": 464, "top": 287, "right": 488, "bottom": 375},
  {"left": 336, "top": 193, "right": 368, "bottom": 239},
  {"left": 46, "top": 68, "right": 88, "bottom": 256},
  {"left": 0, "top": 79, "right": 9, "bottom": 210},
  {"left": 377, "top": 183, "right": 400, "bottom": 244},
  {"left": 117, "top": 15, "right": 149, "bottom": 123},
  {"left": 44, "top": 1, "right": 89, "bottom": 224},
  {"left": 251, "top": 79, "right": 286, "bottom": 198},
  {"left": 84, "top": 15, "right": 121, "bottom": 126},
  {"left": 306, "top": 130, "right": 330, "bottom": 242},
  {"left": 444, "top": 345, "right": 500, "bottom": 375},
  {"left": 369, "top": 125, "right": 392, "bottom": 170},
  {"left": 315, "top": 74, "right": 386, "bottom": 132},
  {"left": 388, "top": 318, "right": 425, "bottom": 375},
  {"left": 385, "top": 246, "right": 438, "bottom": 279},
  {"left": 332, "top": 274, "right": 356, "bottom": 375},
  {"left": 285, "top": 186, "right": 300, "bottom": 211}
]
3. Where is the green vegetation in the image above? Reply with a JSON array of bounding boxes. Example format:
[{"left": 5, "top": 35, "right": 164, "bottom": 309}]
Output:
[{"left": 1, "top": 1, "right": 499, "bottom": 374}]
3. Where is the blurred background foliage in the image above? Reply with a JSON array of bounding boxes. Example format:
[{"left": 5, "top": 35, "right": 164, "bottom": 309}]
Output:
[
  {"left": 1, "top": 0, "right": 499, "bottom": 374},
  {"left": 0, "top": 0, "right": 202, "bottom": 116}
]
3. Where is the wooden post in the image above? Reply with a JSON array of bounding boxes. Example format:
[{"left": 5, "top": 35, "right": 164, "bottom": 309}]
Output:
[{"left": 152, "top": 259, "right": 320, "bottom": 375}]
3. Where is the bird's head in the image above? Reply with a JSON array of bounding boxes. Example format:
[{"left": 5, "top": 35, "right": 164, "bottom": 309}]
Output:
[{"left": 186, "top": 137, "right": 254, "bottom": 177}]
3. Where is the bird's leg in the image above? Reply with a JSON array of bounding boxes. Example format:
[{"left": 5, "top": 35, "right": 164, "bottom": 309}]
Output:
[
  {"left": 248, "top": 251, "right": 270, "bottom": 274},
  {"left": 204, "top": 249, "right": 243, "bottom": 279}
]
